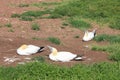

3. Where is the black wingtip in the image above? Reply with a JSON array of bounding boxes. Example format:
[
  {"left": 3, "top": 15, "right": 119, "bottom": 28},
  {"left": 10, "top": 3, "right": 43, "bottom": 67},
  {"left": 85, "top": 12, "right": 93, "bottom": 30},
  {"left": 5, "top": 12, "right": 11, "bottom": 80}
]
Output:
[
  {"left": 94, "top": 32, "right": 96, "bottom": 36},
  {"left": 82, "top": 40, "right": 85, "bottom": 42},
  {"left": 37, "top": 47, "right": 45, "bottom": 53}
]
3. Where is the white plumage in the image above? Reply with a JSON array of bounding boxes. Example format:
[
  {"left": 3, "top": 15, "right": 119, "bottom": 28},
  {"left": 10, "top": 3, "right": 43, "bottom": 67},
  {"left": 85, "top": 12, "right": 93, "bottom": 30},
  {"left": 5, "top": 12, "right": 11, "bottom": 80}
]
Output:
[
  {"left": 17, "top": 44, "right": 44, "bottom": 55},
  {"left": 48, "top": 46, "right": 82, "bottom": 62},
  {"left": 82, "top": 29, "right": 96, "bottom": 41}
]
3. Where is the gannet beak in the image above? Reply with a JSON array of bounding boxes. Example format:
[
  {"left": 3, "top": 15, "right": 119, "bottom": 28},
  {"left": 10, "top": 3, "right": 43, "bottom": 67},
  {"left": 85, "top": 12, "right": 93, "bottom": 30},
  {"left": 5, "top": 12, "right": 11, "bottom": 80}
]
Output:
[{"left": 47, "top": 45, "right": 53, "bottom": 51}]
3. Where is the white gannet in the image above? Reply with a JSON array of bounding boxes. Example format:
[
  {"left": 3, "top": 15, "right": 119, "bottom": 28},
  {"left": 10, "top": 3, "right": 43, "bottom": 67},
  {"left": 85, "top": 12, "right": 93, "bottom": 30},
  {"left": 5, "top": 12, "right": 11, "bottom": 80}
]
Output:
[
  {"left": 82, "top": 29, "right": 97, "bottom": 41},
  {"left": 47, "top": 46, "right": 83, "bottom": 62},
  {"left": 17, "top": 44, "right": 44, "bottom": 55}
]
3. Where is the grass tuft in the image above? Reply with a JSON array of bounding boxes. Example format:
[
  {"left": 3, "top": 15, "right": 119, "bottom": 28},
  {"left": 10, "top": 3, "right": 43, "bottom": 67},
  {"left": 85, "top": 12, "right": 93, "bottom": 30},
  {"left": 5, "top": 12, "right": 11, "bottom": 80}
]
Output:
[
  {"left": 94, "top": 34, "right": 120, "bottom": 43},
  {"left": 21, "top": 10, "right": 50, "bottom": 18},
  {"left": 31, "top": 23, "right": 40, "bottom": 31},
  {"left": 69, "top": 17, "right": 91, "bottom": 30},
  {"left": 18, "top": 4, "right": 29, "bottom": 7},
  {"left": 32, "top": 56, "right": 45, "bottom": 62},
  {"left": 11, "top": 14, "right": 21, "bottom": 18},
  {"left": 31, "top": 2, "right": 61, "bottom": 7},
  {"left": 109, "top": 19, "right": 120, "bottom": 30},
  {"left": 8, "top": 29, "right": 14, "bottom": 32},
  {"left": 32, "top": 37, "right": 41, "bottom": 40},
  {"left": 74, "top": 35, "right": 80, "bottom": 38},
  {"left": 47, "top": 37, "right": 61, "bottom": 45},
  {"left": 20, "top": 16, "right": 33, "bottom": 21},
  {"left": 5, "top": 23, "right": 12, "bottom": 28}
]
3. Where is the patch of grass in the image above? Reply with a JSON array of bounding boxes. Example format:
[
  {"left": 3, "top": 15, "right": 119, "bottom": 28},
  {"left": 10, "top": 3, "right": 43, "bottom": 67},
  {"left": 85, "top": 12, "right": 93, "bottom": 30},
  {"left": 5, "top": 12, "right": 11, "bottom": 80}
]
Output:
[
  {"left": 74, "top": 35, "right": 80, "bottom": 38},
  {"left": 31, "top": 23, "right": 40, "bottom": 31},
  {"left": 11, "top": 10, "right": 51, "bottom": 21},
  {"left": 94, "top": 34, "right": 120, "bottom": 43},
  {"left": 51, "top": 0, "right": 120, "bottom": 29},
  {"left": 94, "top": 34, "right": 110, "bottom": 42},
  {"left": 32, "top": 56, "right": 45, "bottom": 62},
  {"left": 21, "top": 10, "right": 50, "bottom": 18},
  {"left": 11, "top": 13, "right": 21, "bottom": 18},
  {"left": 92, "top": 43, "right": 120, "bottom": 61},
  {"left": 5, "top": 23, "right": 12, "bottom": 28},
  {"left": 20, "top": 16, "right": 33, "bottom": 21},
  {"left": 31, "top": 2, "right": 61, "bottom": 7},
  {"left": 0, "top": 62, "right": 120, "bottom": 80},
  {"left": 18, "top": 4, "right": 29, "bottom": 7},
  {"left": 62, "top": 22, "right": 69, "bottom": 26},
  {"left": 47, "top": 37, "right": 61, "bottom": 45},
  {"left": 109, "top": 19, "right": 120, "bottom": 30},
  {"left": 48, "top": 13, "right": 62, "bottom": 19},
  {"left": 93, "top": 34, "right": 120, "bottom": 61},
  {"left": 8, "top": 29, "right": 14, "bottom": 32},
  {"left": 69, "top": 17, "right": 91, "bottom": 30},
  {"left": 32, "top": 37, "right": 41, "bottom": 40}
]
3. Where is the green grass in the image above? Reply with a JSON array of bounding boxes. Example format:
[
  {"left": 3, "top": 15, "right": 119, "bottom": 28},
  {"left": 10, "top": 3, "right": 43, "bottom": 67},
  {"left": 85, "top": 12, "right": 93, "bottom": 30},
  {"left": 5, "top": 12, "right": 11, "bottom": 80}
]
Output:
[
  {"left": 32, "top": 37, "right": 41, "bottom": 40},
  {"left": 18, "top": 4, "right": 29, "bottom": 7},
  {"left": 21, "top": 10, "right": 51, "bottom": 18},
  {"left": 5, "top": 23, "right": 12, "bottom": 28},
  {"left": 0, "top": 62, "right": 120, "bottom": 80},
  {"left": 31, "top": 2, "right": 61, "bottom": 7},
  {"left": 93, "top": 34, "right": 120, "bottom": 61},
  {"left": 11, "top": 13, "right": 21, "bottom": 18},
  {"left": 47, "top": 37, "right": 61, "bottom": 45},
  {"left": 69, "top": 17, "right": 91, "bottom": 30},
  {"left": 51, "top": 0, "right": 120, "bottom": 29},
  {"left": 109, "top": 18, "right": 120, "bottom": 30},
  {"left": 11, "top": 10, "right": 51, "bottom": 21},
  {"left": 8, "top": 29, "right": 14, "bottom": 32},
  {"left": 94, "top": 34, "right": 120, "bottom": 43},
  {"left": 31, "top": 23, "right": 40, "bottom": 31},
  {"left": 11, "top": 0, "right": 119, "bottom": 30},
  {"left": 20, "top": 16, "right": 33, "bottom": 21},
  {"left": 92, "top": 43, "right": 120, "bottom": 61},
  {"left": 62, "top": 22, "right": 69, "bottom": 26},
  {"left": 74, "top": 35, "right": 80, "bottom": 38},
  {"left": 32, "top": 56, "right": 45, "bottom": 62}
]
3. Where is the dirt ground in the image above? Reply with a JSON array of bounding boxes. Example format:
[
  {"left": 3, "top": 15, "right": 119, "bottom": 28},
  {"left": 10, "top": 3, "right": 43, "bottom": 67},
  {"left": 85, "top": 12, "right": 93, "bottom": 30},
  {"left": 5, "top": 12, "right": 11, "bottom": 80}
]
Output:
[{"left": 0, "top": 0, "right": 119, "bottom": 67}]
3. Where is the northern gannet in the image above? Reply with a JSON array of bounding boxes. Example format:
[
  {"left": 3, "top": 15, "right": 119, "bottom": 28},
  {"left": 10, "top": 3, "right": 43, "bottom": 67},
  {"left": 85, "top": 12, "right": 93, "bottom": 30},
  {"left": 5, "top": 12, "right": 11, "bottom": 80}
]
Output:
[
  {"left": 48, "top": 46, "right": 83, "bottom": 62},
  {"left": 17, "top": 44, "right": 44, "bottom": 55},
  {"left": 82, "top": 29, "right": 97, "bottom": 41}
]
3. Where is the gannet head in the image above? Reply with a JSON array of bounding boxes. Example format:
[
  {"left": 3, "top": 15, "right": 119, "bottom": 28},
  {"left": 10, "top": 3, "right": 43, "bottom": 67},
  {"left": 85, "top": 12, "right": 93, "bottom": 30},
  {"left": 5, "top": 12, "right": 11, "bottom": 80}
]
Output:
[
  {"left": 47, "top": 46, "right": 58, "bottom": 56},
  {"left": 85, "top": 30, "right": 89, "bottom": 37},
  {"left": 82, "top": 30, "right": 89, "bottom": 41},
  {"left": 19, "top": 44, "right": 28, "bottom": 50}
]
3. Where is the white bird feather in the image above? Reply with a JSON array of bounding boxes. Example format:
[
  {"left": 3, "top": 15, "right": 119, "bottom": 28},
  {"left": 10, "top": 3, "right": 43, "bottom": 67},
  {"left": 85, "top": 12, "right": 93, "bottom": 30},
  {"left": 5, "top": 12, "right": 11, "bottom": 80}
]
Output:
[
  {"left": 17, "top": 44, "right": 44, "bottom": 55},
  {"left": 48, "top": 46, "right": 82, "bottom": 62},
  {"left": 82, "top": 29, "right": 97, "bottom": 41}
]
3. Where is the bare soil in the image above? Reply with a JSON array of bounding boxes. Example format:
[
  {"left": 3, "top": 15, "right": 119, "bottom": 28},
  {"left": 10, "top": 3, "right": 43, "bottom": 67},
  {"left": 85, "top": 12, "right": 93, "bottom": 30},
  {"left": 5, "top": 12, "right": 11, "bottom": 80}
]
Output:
[{"left": 0, "top": 0, "right": 119, "bottom": 67}]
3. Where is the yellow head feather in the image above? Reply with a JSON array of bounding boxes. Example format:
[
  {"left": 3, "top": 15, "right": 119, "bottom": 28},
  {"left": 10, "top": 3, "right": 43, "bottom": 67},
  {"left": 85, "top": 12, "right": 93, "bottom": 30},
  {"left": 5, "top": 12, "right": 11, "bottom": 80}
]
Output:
[
  {"left": 19, "top": 44, "right": 28, "bottom": 50},
  {"left": 85, "top": 31, "right": 88, "bottom": 37},
  {"left": 48, "top": 46, "right": 58, "bottom": 56},
  {"left": 52, "top": 48, "right": 58, "bottom": 56}
]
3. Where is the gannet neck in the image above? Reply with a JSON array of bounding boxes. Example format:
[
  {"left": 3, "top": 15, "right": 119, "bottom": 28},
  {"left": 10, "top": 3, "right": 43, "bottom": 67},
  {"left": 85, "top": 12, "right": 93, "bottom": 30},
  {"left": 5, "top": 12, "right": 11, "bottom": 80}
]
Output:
[
  {"left": 52, "top": 48, "right": 58, "bottom": 56},
  {"left": 85, "top": 31, "right": 88, "bottom": 37},
  {"left": 19, "top": 44, "right": 28, "bottom": 50}
]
